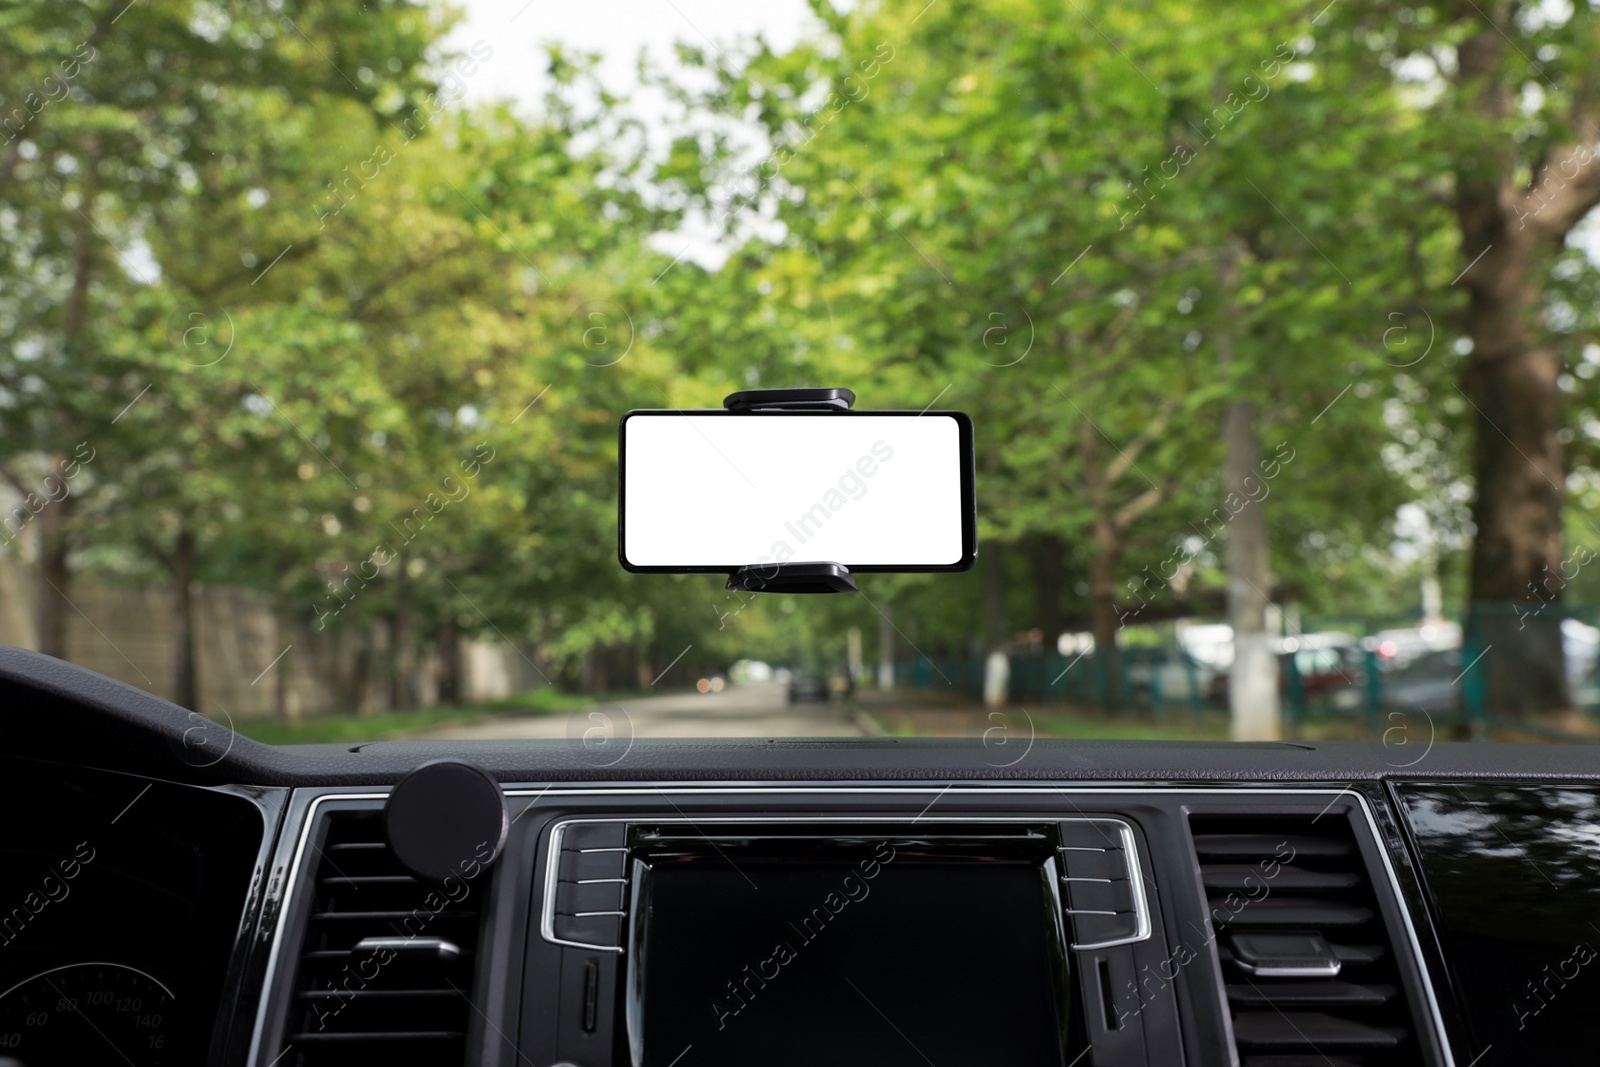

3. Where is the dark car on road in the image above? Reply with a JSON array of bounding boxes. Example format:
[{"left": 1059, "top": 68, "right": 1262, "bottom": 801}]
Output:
[{"left": 787, "top": 673, "right": 831, "bottom": 703}]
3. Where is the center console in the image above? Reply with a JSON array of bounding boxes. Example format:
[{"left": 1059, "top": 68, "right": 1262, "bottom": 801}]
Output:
[
  {"left": 535, "top": 815, "right": 1147, "bottom": 1066},
  {"left": 251, "top": 783, "right": 1450, "bottom": 1067}
]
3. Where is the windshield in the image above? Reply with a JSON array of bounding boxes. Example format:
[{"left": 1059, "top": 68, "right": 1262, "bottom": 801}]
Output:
[{"left": 5, "top": 0, "right": 1600, "bottom": 756}]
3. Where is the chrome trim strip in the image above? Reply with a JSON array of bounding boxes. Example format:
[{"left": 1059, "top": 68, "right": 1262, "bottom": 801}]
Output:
[
  {"left": 248, "top": 784, "right": 1454, "bottom": 1067},
  {"left": 1066, "top": 819, "right": 1152, "bottom": 950},
  {"left": 541, "top": 821, "right": 628, "bottom": 953},
  {"left": 245, "top": 791, "right": 387, "bottom": 1067},
  {"left": 1348, "top": 789, "right": 1456, "bottom": 1067}
]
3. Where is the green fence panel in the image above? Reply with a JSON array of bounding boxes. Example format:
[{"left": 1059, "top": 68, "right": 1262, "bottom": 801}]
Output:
[
  {"left": 1285, "top": 651, "right": 1302, "bottom": 729},
  {"left": 1363, "top": 647, "right": 1382, "bottom": 739}
]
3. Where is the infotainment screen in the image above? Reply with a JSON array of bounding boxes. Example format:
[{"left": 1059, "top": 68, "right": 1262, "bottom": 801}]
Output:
[{"left": 628, "top": 841, "right": 1070, "bottom": 1067}]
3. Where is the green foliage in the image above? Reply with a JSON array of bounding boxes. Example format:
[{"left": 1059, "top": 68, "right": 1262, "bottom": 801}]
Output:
[{"left": 5, "top": 0, "right": 1600, "bottom": 715}]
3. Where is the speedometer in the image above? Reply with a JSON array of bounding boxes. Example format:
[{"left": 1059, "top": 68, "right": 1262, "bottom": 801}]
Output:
[{"left": 0, "top": 962, "right": 177, "bottom": 1066}]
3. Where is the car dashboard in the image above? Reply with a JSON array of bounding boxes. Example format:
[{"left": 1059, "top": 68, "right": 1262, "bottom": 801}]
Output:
[{"left": 3, "top": 644, "right": 1597, "bottom": 1067}]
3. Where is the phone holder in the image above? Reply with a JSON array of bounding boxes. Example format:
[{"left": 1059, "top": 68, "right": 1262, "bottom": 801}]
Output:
[
  {"left": 723, "top": 387, "right": 856, "bottom": 413},
  {"left": 721, "top": 389, "right": 859, "bottom": 594},
  {"left": 727, "top": 561, "right": 859, "bottom": 594}
]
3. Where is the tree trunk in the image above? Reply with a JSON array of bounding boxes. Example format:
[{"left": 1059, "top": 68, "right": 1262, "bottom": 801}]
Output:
[
  {"left": 877, "top": 601, "right": 895, "bottom": 690},
  {"left": 1223, "top": 399, "right": 1280, "bottom": 740},
  {"left": 983, "top": 541, "right": 1007, "bottom": 647},
  {"left": 36, "top": 154, "right": 98, "bottom": 661},
  {"left": 437, "top": 615, "right": 462, "bottom": 705},
  {"left": 1031, "top": 533, "right": 1065, "bottom": 646},
  {"left": 1213, "top": 239, "right": 1279, "bottom": 740},
  {"left": 1080, "top": 417, "right": 1123, "bottom": 709},
  {"left": 1457, "top": 188, "right": 1569, "bottom": 716},
  {"left": 1087, "top": 527, "right": 1121, "bottom": 710},
  {"left": 981, "top": 441, "right": 1007, "bottom": 653},
  {"left": 170, "top": 526, "right": 199, "bottom": 710},
  {"left": 981, "top": 521, "right": 1011, "bottom": 707},
  {"left": 390, "top": 552, "right": 416, "bottom": 710},
  {"left": 35, "top": 484, "right": 73, "bottom": 659},
  {"left": 635, "top": 639, "right": 653, "bottom": 689}
]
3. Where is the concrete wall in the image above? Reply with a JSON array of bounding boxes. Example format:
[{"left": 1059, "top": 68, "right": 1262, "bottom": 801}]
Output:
[{"left": 0, "top": 557, "right": 542, "bottom": 718}]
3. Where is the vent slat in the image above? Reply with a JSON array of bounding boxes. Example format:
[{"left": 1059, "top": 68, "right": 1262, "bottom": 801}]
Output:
[
  {"left": 288, "top": 1031, "right": 465, "bottom": 1043},
  {"left": 296, "top": 988, "right": 463, "bottom": 1001},
  {"left": 1227, "top": 980, "right": 1396, "bottom": 1008},
  {"left": 279, "top": 810, "right": 488, "bottom": 1067},
  {"left": 302, "top": 948, "right": 477, "bottom": 961},
  {"left": 309, "top": 909, "right": 478, "bottom": 921},
  {"left": 1202, "top": 864, "right": 1361, "bottom": 892},
  {"left": 1232, "top": 1011, "right": 1406, "bottom": 1048},
  {"left": 1192, "top": 833, "right": 1353, "bottom": 860},
  {"left": 1210, "top": 898, "right": 1375, "bottom": 926},
  {"left": 1220, "top": 943, "right": 1387, "bottom": 967}
]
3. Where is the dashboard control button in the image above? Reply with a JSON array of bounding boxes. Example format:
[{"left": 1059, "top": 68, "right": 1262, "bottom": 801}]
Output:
[
  {"left": 1058, "top": 848, "right": 1128, "bottom": 880},
  {"left": 561, "top": 848, "right": 628, "bottom": 881},
  {"left": 554, "top": 913, "right": 624, "bottom": 946},
  {"left": 564, "top": 822, "right": 628, "bottom": 849},
  {"left": 1058, "top": 821, "right": 1125, "bottom": 849},
  {"left": 1068, "top": 911, "right": 1141, "bottom": 947},
  {"left": 1065, "top": 877, "right": 1134, "bottom": 913},
  {"left": 557, "top": 879, "right": 627, "bottom": 914}
]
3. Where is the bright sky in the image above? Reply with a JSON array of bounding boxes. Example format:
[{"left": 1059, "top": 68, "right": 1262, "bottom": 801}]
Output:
[
  {"left": 441, "top": 0, "right": 823, "bottom": 116},
  {"left": 439, "top": 1, "right": 829, "bottom": 262}
]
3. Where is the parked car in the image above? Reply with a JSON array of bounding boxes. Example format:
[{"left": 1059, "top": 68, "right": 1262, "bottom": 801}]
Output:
[
  {"left": 1364, "top": 622, "right": 1462, "bottom": 669},
  {"left": 787, "top": 672, "right": 831, "bottom": 703},
  {"left": 1380, "top": 620, "right": 1598, "bottom": 714},
  {"left": 1284, "top": 632, "right": 1366, "bottom": 707},
  {"left": 1381, "top": 647, "right": 1464, "bottom": 713},
  {"left": 1212, "top": 632, "right": 1367, "bottom": 708},
  {"left": 1124, "top": 646, "right": 1220, "bottom": 705}
]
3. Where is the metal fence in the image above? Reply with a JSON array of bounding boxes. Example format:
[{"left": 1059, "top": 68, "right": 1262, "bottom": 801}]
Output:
[{"left": 892, "top": 606, "right": 1600, "bottom": 740}]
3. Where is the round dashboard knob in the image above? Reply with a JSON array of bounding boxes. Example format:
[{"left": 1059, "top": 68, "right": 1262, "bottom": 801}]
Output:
[{"left": 383, "top": 759, "right": 509, "bottom": 885}]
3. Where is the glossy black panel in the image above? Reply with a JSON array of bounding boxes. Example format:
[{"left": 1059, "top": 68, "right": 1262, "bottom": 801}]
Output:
[
  {"left": 629, "top": 840, "right": 1070, "bottom": 1067},
  {"left": 1396, "top": 783, "right": 1600, "bottom": 1065},
  {"left": 0, "top": 757, "right": 266, "bottom": 1066}
]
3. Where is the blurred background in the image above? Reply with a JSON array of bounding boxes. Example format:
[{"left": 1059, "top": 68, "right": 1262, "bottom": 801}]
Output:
[{"left": 4, "top": 0, "right": 1600, "bottom": 747}]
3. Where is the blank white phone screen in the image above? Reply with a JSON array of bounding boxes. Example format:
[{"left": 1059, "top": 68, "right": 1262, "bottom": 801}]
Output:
[{"left": 622, "top": 413, "right": 966, "bottom": 568}]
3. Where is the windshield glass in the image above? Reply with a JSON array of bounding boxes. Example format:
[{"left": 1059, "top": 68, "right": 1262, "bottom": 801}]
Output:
[{"left": 6, "top": 0, "right": 1600, "bottom": 755}]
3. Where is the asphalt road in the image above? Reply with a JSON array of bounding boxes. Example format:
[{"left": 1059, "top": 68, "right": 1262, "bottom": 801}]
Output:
[{"left": 425, "top": 680, "right": 866, "bottom": 740}]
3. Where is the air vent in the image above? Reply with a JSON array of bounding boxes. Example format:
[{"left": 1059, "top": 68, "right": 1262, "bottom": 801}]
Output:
[
  {"left": 282, "top": 810, "right": 487, "bottom": 1067},
  {"left": 1189, "top": 814, "right": 1423, "bottom": 1067}
]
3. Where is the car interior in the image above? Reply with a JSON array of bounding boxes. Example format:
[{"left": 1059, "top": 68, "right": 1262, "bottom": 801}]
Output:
[
  {"left": 5, "top": 636, "right": 1600, "bottom": 1066},
  {"left": 2, "top": 389, "right": 1595, "bottom": 1067},
  {"left": 7, "top": 1, "right": 1600, "bottom": 1065}
]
